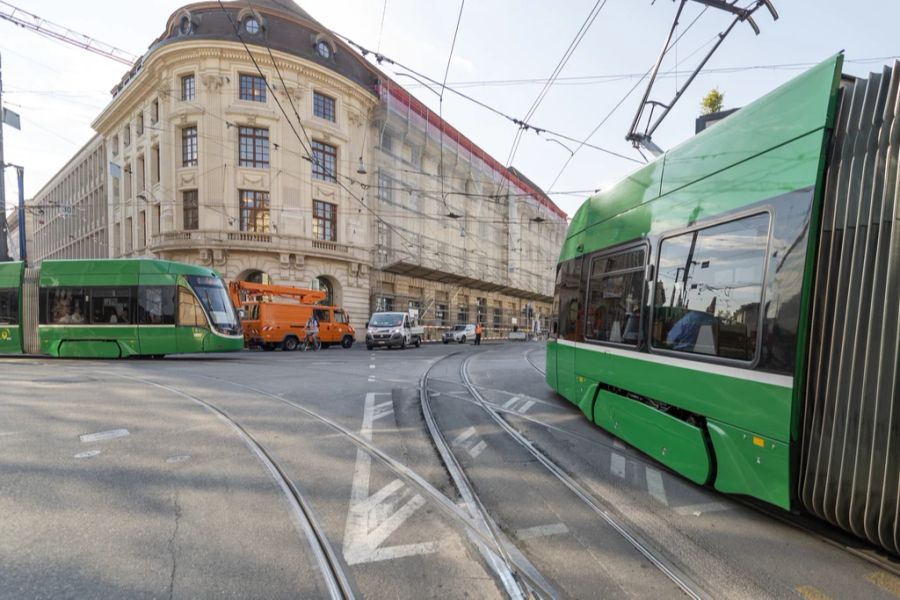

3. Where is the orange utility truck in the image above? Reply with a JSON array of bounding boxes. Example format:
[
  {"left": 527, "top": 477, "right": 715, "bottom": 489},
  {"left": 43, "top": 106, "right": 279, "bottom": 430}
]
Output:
[{"left": 228, "top": 281, "right": 356, "bottom": 351}]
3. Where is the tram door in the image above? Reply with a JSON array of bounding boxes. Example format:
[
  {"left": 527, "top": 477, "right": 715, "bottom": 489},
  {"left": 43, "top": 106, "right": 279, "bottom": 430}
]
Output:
[
  {"left": 21, "top": 268, "right": 40, "bottom": 355},
  {"left": 176, "top": 286, "right": 209, "bottom": 353}
]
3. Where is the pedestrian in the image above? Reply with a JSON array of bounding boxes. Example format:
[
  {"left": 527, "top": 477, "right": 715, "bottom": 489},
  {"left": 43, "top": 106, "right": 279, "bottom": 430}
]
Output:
[{"left": 475, "top": 322, "right": 483, "bottom": 346}]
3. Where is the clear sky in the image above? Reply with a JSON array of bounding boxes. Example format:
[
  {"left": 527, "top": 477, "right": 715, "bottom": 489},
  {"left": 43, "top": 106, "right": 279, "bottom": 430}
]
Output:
[{"left": 1, "top": 0, "right": 898, "bottom": 221}]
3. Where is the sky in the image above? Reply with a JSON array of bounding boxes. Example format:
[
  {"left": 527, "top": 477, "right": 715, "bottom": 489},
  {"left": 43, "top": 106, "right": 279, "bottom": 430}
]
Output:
[{"left": 1, "top": 0, "right": 899, "bottom": 222}]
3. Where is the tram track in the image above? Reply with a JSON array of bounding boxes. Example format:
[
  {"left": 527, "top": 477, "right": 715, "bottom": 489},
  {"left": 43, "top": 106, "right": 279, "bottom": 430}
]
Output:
[
  {"left": 458, "top": 352, "right": 711, "bottom": 600},
  {"left": 419, "top": 354, "right": 557, "bottom": 599},
  {"left": 524, "top": 347, "right": 546, "bottom": 376},
  {"left": 182, "top": 371, "right": 577, "bottom": 597},
  {"left": 111, "top": 373, "right": 355, "bottom": 600}
]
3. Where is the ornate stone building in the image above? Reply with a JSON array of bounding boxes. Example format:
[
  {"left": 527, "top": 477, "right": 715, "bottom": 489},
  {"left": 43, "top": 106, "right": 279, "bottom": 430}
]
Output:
[{"left": 33, "top": 0, "right": 568, "bottom": 338}]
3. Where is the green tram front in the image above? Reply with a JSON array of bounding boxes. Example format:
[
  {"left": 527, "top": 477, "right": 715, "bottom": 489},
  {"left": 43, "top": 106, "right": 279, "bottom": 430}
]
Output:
[{"left": 0, "top": 259, "right": 243, "bottom": 358}]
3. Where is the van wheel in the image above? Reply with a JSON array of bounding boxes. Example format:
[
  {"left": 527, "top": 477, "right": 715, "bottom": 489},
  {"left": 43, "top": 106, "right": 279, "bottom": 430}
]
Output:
[
  {"left": 459, "top": 336, "right": 466, "bottom": 344},
  {"left": 282, "top": 336, "right": 299, "bottom": 352},
  {"left": 341, "top": 335, "right": 354, "bottom": 349},
  {"left": 400, "top": 337, "right": 407, "bottom": 350},
  {"left": 414, "top": 337, "right": 421, "bottom": 348},
  {"left": 443, "top": 340, "right": 449, "bottom": 344}
]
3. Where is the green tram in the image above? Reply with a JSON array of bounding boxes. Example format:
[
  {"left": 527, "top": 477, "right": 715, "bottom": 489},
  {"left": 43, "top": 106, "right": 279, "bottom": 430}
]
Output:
[
  {"left": 0, "top": 259, "right": 243, "bottom": 358},
  {"left": 548, "top": 54, "right": 900, "bottom": 555}
]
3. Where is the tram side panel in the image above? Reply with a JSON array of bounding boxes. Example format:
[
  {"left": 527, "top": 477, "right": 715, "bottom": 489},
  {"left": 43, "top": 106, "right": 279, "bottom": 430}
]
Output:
[{"left": 0, "top": 261, "right": 24, "bottom": 354}]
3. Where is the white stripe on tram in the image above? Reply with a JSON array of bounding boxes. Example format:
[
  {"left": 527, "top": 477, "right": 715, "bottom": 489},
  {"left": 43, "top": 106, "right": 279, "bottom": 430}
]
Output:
[{"left": 554, "top": 339, "right": 794, "bottom": 389}]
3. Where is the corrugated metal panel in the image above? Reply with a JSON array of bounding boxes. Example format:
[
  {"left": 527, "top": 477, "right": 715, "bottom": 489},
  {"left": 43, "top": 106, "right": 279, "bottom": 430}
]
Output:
[
  {"left": 801, "top": 61, "right": 900, "bottom": 555},
  {"left": 22, "top": 267, "right": 40, "bottom": 355}
]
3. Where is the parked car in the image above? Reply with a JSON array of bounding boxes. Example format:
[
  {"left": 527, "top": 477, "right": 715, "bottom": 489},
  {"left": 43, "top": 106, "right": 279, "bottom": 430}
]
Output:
[
  {"left": 443, "top": 324, "right": 476, "bottom": 344},
  {"left": 366, "top": 312, "right": 424, "bottom": 350}
]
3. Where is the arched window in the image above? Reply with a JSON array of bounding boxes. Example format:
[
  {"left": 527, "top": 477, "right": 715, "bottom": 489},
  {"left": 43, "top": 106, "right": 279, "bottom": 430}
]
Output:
[
  {"left": 240, "top": 269, "right": 270, "bottom": 284},
  {"left": 316, "top": 276, "right": 333, "bottom": 305}
]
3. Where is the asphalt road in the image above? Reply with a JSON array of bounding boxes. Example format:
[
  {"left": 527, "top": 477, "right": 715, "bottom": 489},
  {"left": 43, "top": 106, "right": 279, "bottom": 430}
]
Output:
[{"left": 1, "top": 342, "right": 898, "bottom": 599}]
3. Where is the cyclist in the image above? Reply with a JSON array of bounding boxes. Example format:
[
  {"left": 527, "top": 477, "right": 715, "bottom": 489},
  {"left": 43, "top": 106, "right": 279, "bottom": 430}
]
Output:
[{"left": 304, "top": 314, "right": 320, "bottom": 351}]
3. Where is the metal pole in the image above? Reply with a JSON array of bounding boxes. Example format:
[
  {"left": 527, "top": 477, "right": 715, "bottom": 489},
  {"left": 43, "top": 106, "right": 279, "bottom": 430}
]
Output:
[
  {"left": 16, "top": 166, "right": 25, "bottom": 264},
  {"left": 0, "top": 50, "right": 10, "bottom": 262}
]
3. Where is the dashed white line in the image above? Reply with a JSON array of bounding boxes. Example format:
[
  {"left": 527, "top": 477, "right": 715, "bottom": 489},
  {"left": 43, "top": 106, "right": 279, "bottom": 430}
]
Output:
[
  {"left": 73, "top": 449, "right": 101, "bottom": 459},
  {"left": 515, "top": 523, "right": 570, "bottom": 540},
  {"left": 611, "top": 453, "right": 626, "bottom": 478},
  {"left": 502, "top": 396, "right": 521, "bottom": 409},
  {"left": 673, "top": 502, "right": 733, "bottom": 516},
  {"left": 79, "top": 429, "right": 130, "bottom": 443},
  {"left": 452, "top": 426, "right": 477, "bottom": 447},
  {"left": 645, "top": 468, "right": 668, "bottom": 506},
  {"left": 518, "top": 400, "right": 536, "bottom": 414},
  {"left": 468, "top": 440, "right": 487, "bottom": 458}
]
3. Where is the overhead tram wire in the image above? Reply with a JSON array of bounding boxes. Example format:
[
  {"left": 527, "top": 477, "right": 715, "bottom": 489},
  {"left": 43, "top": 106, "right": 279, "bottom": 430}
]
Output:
[
  {"left": 438, "top": 0, "right": 466, "bottom": 216},
  {"left": 505, "top": 0, "right": 609, "bottom": 168},
  {"left": 335, "top": 34, "right": 641, "bottom": 165},
  {"left": 546, "top": 4, "right": 711, "bottom": 192}
]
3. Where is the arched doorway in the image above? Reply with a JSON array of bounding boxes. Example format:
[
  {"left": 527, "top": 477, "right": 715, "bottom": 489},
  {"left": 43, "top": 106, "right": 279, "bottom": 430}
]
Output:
[
  {"left": 315, "top": 275, "right": 340, "bottom": 306},
  {"left": 238, "top": 269, "right": 271, "bottom": 284}
]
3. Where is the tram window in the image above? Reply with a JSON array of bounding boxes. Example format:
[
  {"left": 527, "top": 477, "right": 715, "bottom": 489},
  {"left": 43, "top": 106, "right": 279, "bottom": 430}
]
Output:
[
  {"left": 584, "top": 248, "right": 645, "bottom": 345},
  {"left": 138, "top": 286, "right": 176, "bottom": 325},
  {"left": 90, "top": 288, "right": 133, "bottom": 325},
  {"left": 556, "top": 256, "right": 584, "bottom": 341},
  {"left": 0, "top": 289, "right": 18, "bottom": 325},
  {"left": 177, "top": 287, "right": 207, "bottom": 328},
  {"left": 652, "top": 213, "right": 770, "bottom": 361},
  {"left": 47, "top": 288, "right": 89, "bottom": 324}
]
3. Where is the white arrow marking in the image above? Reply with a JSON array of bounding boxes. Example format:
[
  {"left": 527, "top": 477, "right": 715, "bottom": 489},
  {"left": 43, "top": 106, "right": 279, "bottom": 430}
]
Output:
[{"left": 342, "top": 393, "right": 439, "bottom": 565}]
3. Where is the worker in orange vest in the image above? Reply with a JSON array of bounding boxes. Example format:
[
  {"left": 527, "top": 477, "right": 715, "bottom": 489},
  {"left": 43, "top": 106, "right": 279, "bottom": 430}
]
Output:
[{"left": 475, "top": 322, "right": 483, "bottom": 346}]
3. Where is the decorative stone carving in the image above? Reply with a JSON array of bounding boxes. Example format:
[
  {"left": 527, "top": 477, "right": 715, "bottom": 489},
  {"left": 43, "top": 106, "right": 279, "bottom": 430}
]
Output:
[
  {"left": 348, "top": 110, "right": 364, "bottom": 128},
  {"left": 241, "top": 173, "right": 265, "bottom": 186},
  {"left": 201, "top": 73, "right": 226, "bottom": 92},
  {"left": 294, "top": 254, "right": 305, "bottom": 268},
  {"left": 213, "top": 249, "right": 227, "bottom": 266},
  {"left": 314, "top": 185, "right": 336, "bottom": 199},
  {"left": 199, "top": 249, "right": 212, "bottom": 265},
  {"left": 280, "top": 253, "right": 291, "bottom": 266},
  {"left": 179, "top": 173, "right": 197, "bottom": 187}
]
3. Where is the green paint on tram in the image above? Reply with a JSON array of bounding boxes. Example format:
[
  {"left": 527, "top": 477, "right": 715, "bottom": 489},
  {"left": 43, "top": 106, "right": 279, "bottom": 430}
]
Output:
[{"left": 0, "top": 258, "right": 243, "bottom": 358}]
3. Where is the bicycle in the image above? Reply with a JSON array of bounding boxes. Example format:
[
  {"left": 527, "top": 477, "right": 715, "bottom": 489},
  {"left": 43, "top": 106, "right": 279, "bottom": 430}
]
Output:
[{"left": 301, "top": 332, "right": 321, "bottom": 352}]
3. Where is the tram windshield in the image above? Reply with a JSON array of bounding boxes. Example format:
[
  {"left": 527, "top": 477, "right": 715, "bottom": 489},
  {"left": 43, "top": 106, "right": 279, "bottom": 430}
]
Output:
[{"left": 186, "top": 275, "right": 241, "bottom": 335}]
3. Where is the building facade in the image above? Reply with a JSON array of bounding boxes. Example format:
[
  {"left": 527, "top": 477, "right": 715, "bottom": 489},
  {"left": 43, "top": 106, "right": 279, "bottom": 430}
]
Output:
[
  {"left": 29, "top": 135, "right": 107, "bottom": 263},
  {"left": 32, "top": 0, "right": 567, "bottom": 339}
]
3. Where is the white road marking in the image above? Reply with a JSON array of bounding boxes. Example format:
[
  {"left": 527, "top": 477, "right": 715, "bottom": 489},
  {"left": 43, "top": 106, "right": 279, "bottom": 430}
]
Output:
[
  {"left": 611, "top": 453, "right": 626, "bottom": 478},
  {"left": 372, "top": 401, "right": 394, "bottom": 421},
  {"left": 645, "top": 468, "right": 668, "bottom": 506},
  {"left": 518, "top": 400, "right": 536, "bottom": 414},
  {"left": 0, "top": 431, "right": 22, "bottom": 437},
  {"left": 79, "top": 429, "right": 130, "bottom": 443},
  {"left": 502, "top": 396, "right": 521, "bottom": 409},
  {"left": 367, "top": 376, "right": 376, "bottom": 382},
  {"left": 452, "top": 426, "right": 477, "bottom": 447},
  {"left": 674, "top": 501, "right": 733, "bottom": 516},
  {"left": 166, "top": 455, "right": 191, "bottom": 464},
  {"left": 369, "top": 364, "right": 376, "bottom": 369},
  {"left": 468, "top": 440, "right": 487, "bottom": 458},
  {"left": 515, "top": 523, "right": 570, "bottom": 540},
  {"left": 342, "top": 392, "right": 438, "bottom": 565},
  {"left": 74, "top": 449, "right": 101, "bottom": 459}
]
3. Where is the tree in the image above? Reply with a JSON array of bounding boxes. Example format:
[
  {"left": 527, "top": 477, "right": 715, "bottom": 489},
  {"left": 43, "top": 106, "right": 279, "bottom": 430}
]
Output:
[{"left": 700, "top": 88, "right": 724, "bottom": 115}]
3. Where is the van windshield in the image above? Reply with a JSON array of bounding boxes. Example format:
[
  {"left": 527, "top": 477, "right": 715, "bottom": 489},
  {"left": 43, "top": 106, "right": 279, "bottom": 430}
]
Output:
[{"left": 370, "top": 313, "right": 403, "bottom": 327}]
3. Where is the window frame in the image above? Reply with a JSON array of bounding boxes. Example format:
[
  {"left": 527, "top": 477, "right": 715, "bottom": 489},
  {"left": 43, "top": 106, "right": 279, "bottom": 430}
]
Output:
[
  {"left": 0, "top": 288, "right": 18, "bottom": 325},
  {"left": 648, "top": 208, "right": 774, "bottom": 369},
  {"left": 582, "top": 241, "right": 649, "bottom": 348},
  {"left": 238, "top": 126, "right": 270, "bottom": 168},
  {"left": 239, "top": 189, "right": 270, "bottom": 233},
  {"left": 312, "top": 199, "right": 337, "bottom": 241},
  {"left": 313, "top": 91, "right": 336, "bottom": 122},
  {"left": 182, "top": 126, "right": 198, "bottom": 167},
  {"left": 311, "top": 140, "right": 337, "bottom": 182},
  {"left": 181, "top": 74, "right": 195, "bottom": 102},
  {"left": 183, "top": 190, "right": 199, "bottom": 230},
  {"left": 239, "top": 73, "right": 267, "bottom": 103}
]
